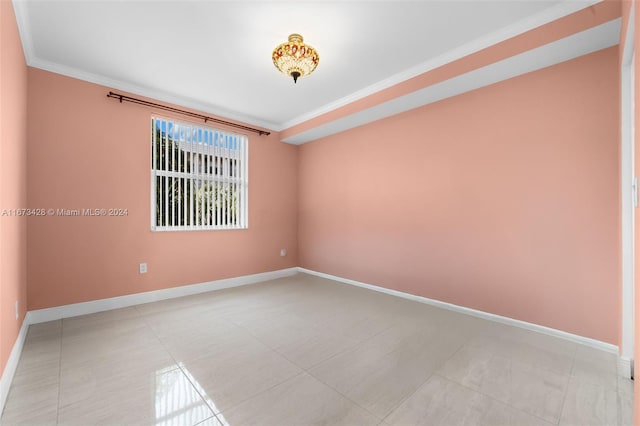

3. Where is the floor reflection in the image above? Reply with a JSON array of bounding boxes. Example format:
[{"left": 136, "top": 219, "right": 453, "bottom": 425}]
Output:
[
  {"left": 154, "top": 363, "right": 224, "bottom": 425},
  {"left": 179, "top": 363, "right": 231, "bottom": 425}
]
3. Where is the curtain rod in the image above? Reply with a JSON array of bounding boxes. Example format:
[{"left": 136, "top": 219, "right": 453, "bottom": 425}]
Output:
[{"left": 106, "top": 91, "right": 271, "bottom": 136}]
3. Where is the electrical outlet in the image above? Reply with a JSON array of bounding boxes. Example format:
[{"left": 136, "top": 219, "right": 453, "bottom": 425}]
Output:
[
  {"left": 15, "top": 300, "right": 19, "bottom": 320},
  {"left": 139, "top": 262, "right": 147, "bottom": 274},
  {"left": 280, "top": 248, "right": 287, "bottom": 257}
]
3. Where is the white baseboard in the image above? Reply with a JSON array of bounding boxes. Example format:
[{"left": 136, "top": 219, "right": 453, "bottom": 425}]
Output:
[
  {"left": 28, "top": 268, "right": 298, "bottom": 324},
  {"left": 0, "top": 264, "right": 630, "bottom": 419},
  {"left": 297, "top": 268, "right": 623, "bottom": 359},
  {"left": 618, "top": 357, "right": 633, "bottom": 379},
  {"left": 0, "top": 316, "right": 29, "bottom": 418}
]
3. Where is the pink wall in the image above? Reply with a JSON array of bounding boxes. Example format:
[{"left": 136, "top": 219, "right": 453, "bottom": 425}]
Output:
[
  {"left": 26, "top": 69, "right": 298, "bottom": 309},
  {"left": 298, "top": 47, "right": 620, "bottom": 344},
  {"left": 0, "top": 0, "right": 29, "bottom": 378}
]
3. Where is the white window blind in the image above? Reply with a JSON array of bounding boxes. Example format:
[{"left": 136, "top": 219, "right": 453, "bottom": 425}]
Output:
[{"left": 151, "top": 117, "right": 248, "bottom": 231}]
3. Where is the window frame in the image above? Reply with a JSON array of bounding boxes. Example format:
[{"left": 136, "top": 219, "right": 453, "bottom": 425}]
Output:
[{"left": 150, "top": 116, "right": 249, "bottom": 232}]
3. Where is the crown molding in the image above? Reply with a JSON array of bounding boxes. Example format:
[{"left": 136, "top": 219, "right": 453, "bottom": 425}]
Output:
[
  {"left": 12, "top": 0, "right": 278, "bottom": 133},
  {"left": 279, "top": 0, "right": 603, "bottom": 131},
  {"left": 29, "top": 57, "right": 280, "bottom": 132},
  {"left": 283, "top": 18, "right": 620, "bottom": 144},
  {"left": 12, "top": 0, "right": 603, "bottom": 134},
  {"left": 12, "top": 0, "right": 33, "bottom": 63}
]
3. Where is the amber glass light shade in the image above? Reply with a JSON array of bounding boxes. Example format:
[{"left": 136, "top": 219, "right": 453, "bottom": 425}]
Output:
[{"left": 272, "top": 34, "right": 319, "bottom": 84}]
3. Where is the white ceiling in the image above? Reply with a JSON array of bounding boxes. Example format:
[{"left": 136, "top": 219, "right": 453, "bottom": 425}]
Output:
[{"left": 14, "top": 0, "right": 607, "bottom": 132}]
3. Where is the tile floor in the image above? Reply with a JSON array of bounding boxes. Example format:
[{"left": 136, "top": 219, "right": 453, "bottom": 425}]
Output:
[{"left": 0, "top": 273, "right": 634, "bottom": 426}]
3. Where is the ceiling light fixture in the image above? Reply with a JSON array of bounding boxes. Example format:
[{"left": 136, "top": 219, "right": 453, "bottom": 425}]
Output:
[{"left": 272, "top": 33, "right": 319, "bottom": 84}]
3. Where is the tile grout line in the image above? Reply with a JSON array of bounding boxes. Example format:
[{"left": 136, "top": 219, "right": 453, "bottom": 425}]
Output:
[
  {"left": 206, "top": 318, "right": 307, "bottom": 413},
  {"left": 217, "top": 368, "right": 310, "bottom": 420},
  {"left": 303, "top": 368, "right": 384, "bottom": 422},
  {"left": 555, "top": 343, "right": 578, "bottom": 426},
  {"left": 268, "top": 314, "right": 483, "bottom": 422},
  {"left": 134, "top": 305, "right": 222, "bottom": 425},
  {"left": 227, "top": 310, "right": 365, "bottom": 371},
  {"left": 300, "top": 321, "right": 469, "bottom": 422},
  {"left": 379, "top": 335, "right": 471, "bottom": 424},
  {"left": 379, "top": 372, "right": 437, "bottom": 425},
  {"left": 212, "top": 316, "right": 363, "bottom": 418},
  {"left": 444, "top": 371, "right": 559, "bottom": 425},
  {"left": 432, "top": 330, "right": 577, "bottom": 426},
  {"left": 435, "top": 370, "right": 557, "bottom": 426},
  {"left": 227, "top": 309, "right": 395, "bottom": 421},
  {"left": 108, "top": 299, "right": 306, "bottom": 421},
  {"left": 137, "top": 304, "right": 254, "bottom": 425}
]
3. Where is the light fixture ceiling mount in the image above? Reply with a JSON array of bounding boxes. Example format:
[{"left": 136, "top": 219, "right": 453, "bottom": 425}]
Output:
[{"left": 272, "top": 33, "right": 319, "bottom": 84}]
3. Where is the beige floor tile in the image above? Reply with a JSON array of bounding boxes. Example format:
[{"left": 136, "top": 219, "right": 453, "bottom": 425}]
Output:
[
  {"left": 178, "top": 336, "right": 302, "bottom": 413},
  {"left": 195, "top": 416, "right": 226, "bottom": 426},
  {"left": 152, "top": 367, "right": 217, "bottom": 426},
  {"left": 560, "top": 377, "right": 629, "bottom": 426},
  {"left": 230, "top": 311, "right": 359, "bottom": 369},
  {"left": 10, "top": 330, "right": 61, "bottom": 388},
  {"left": 618, "top": 376, "right": 634, "bottom": 396},
  {"left": 1, "top": 274, "right": 634, "bottom": 425},
  {"left": 438, "top": 344, "right": 569, "bottom": 423},
  {"left": 509, "top": 362, "right": 568, "bottom": 423},
  {"left": 25, "top": 319, "right": 62, "bottom": 338},
  {"left": 218, "top": 372, "right": 380, "bottom": 426},
  {"left": 151, "top": 315, "right": 265, "bottom": 365},
  {"left": 512, "top": 340, "right": 574, "bottom": 376},
  {"left": 62, "top": 306, "right": 142, "bottom": 331},
  {"left": 620, "top": 393, "right": 634, "bottom": 426},
  {"left": 58, "top": 344, "right": 176, "bottom": 407},
  {"left": 197, "top": 278, "right": 312, "bottom": 321},
  {"left": 463, "top": 332, "right": 520, "bottom": 358},
  {"left": 496, "top": 324, "right": 577, "bottom": 358},
  {"left": 1, "top": 380, "right": 59, "bottom": 426},
  {"left": 16, "top": 321, "right": 62, "bottom": 370},
  {"left": 1, "top": 322, "right": 61, "bottom": 425},
  {"left": 571, "top": 345, "right": 618, "bottom": 390},
  {"left": 0, "top": 405, "right": 58, "bottom": 426},
  {"left": 438, "top": 342, "right": 512, "bottom": 398},
  {"left": 58, "top": 366, "right": 213, "bottom": 426},
  {"left": 61, "top": 322, "right": 170, "bottom": 377},
  {"left": 385, "top": 374, "right": 552, "bottom": 426},
  {"left": 143, "top": 306, "right": 236, "bottom": 339},
  {"left": 62, "top": 316, "right": 158, "bottom": 354},
  {"left": 10, "top": 357, "right": 60, "bottom": 390},
  {"left": 58, "top": 313, "right": 178, "bottom": 412},
  {"left": 291, "top": 298, "right": 398, "bottom": 341},
  {"left": 309, "top": 321, "right": 465, "bottom": 418},
  {"left": 134, "top": 291, "right": 222, "bottom": 317},
  {"left": 475, "top": 323, "right": 576, "bottom": 376},
  {"left": 16, "top": 335, "right": 60, "bottom": 363}
]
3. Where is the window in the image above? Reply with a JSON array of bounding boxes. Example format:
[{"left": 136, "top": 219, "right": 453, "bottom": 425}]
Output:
[{"left": 151, "top": 117, "right": 248, "bottom": 231}]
